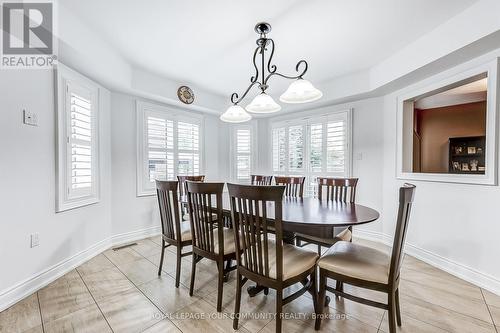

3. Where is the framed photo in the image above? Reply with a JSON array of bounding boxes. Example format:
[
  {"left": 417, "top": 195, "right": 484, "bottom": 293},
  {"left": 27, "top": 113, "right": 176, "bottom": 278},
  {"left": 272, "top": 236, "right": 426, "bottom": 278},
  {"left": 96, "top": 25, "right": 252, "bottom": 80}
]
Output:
[
  {"left": 455, "top": 146, "right": 463, "bottom": 155},
  {"left": 452, "top": 161, "right": 461, "bottom": 171},
  {"left": 467, "top": 147, "right": 476, "bottom": 154},
  {"left": 462, "top": 163, "right": 470, "bottom": 171}
]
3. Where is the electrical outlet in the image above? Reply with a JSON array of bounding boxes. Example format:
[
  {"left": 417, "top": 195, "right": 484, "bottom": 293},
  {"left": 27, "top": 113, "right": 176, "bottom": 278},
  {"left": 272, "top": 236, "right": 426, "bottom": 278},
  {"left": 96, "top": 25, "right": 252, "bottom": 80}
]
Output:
[
  {"left": 23, "top": 109, "right": 38, "bottom": 126},
  {"left": 30, "top": 233, "right": 39, "bottom": 248}
]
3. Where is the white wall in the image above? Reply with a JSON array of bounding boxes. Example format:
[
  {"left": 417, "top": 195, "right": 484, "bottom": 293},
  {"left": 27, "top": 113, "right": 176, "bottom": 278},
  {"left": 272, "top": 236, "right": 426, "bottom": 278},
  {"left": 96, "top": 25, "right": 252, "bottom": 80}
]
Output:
[
  {"left": 110, "top": 92, "right": 228, "bottom": 236},
  {"left": 378, "top": 51, "right": 500, "bottom": 294},
  {"left": 0, "top": 69, "right": 112, "bottom": 308}
]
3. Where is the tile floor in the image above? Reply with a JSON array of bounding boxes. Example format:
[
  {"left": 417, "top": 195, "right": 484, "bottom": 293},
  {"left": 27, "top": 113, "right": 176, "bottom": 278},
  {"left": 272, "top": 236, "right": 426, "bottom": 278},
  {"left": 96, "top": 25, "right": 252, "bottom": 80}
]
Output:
[{"left": 1, "top": 237, "right": 499, "bottom": 333}]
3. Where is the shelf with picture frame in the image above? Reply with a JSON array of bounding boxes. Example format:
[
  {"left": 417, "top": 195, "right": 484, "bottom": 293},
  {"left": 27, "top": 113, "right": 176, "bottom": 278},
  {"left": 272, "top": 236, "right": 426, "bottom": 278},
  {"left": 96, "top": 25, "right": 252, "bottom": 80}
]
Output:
[{"left": 449, "top": 136, "right": 486, "bottom": 174}]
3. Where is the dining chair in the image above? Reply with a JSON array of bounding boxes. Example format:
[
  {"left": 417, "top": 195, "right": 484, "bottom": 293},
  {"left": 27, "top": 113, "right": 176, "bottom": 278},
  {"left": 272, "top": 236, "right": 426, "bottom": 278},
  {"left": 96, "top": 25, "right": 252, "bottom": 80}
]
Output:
[
  {"left": 185, "top": 181, "right": 237, "bottom": 312},
  {"left": 296, "top": 177, "right": 359, "bottom": 254},
  {"left": 274, "top": 176, "right": 306, "bottom": 198},
  {"left": 228, "top": 183, "right": 319, "bottom": 333},
  {"left": 251, "top": 175, "right": 273, "bottom": 185},
  {"left": 177, "top": 175, "right": 205, "bottom": 217},
  {"left": 315, "top": 183, "right": 416, "bottom": 333},
  {"left": 155, "top": 180, "right": 193, "bottom": 288}
]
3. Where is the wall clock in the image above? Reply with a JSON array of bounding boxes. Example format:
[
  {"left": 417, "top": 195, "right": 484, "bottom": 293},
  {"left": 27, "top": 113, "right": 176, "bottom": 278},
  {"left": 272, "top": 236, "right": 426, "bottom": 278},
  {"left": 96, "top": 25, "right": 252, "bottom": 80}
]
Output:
[{"left": 177, "top": 86, "right": 195, "bottom": 104}]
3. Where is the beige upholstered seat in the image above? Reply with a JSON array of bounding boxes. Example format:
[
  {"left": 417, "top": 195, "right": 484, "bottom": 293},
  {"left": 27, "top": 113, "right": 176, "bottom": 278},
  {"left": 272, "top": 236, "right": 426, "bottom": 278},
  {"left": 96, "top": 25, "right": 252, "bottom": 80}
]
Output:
[
  {"left": 178, "top": 221, "right": 192, "bottom": 241},
  {"left": 252, "top": 240, "right": 318, "bottom": 280},
  {"left": 317, "top": 241, "right": 390, "bottom": 284},
  {"left": 182, "top": 212, "right": 218, "bottom": 221},
  {"left": 212, "top": 227, "right": 237, "bottom": 255}
]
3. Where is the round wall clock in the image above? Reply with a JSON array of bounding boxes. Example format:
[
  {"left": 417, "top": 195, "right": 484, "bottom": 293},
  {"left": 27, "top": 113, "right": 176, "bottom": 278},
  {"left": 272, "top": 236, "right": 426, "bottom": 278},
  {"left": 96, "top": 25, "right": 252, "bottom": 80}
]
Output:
[{"left": 177, "top": 86, "right": 195, "bottom": 104}]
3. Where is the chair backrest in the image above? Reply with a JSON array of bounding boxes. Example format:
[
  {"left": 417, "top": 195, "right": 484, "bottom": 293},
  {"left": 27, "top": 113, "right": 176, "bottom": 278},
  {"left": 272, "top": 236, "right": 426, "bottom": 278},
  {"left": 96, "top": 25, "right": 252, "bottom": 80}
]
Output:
[
  {"left": 251, "top": 175, "right": 273, "bottom": 186},
  {"left": 317, "top": 177, "right": 359, "bottom": 203},
  {"left": 177, "top": 175, "right": 205, "bottom": 197},
  {"left": 388, "top": 183, "right": 416, "bottom": 285},
  {"left": 228, "top": 184, "right": 286, "bottom": 280},
  {"left": 186, "top": 181, "right": 224, "bottom": 255},
  {"left": 156, "top": 180, "right": 182, "bottom": 242},
  {"left": 274, "top": 176, "right": 305, "bottom": 198}
]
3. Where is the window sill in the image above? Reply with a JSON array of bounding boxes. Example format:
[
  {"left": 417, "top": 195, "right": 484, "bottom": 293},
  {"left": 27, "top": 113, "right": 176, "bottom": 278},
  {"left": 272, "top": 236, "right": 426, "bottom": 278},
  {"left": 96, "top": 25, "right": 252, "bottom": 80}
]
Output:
[
  {"left": 397, "top": 172, "right": 496, "bottom": 186},
  {"left": 56, "top": 196, "right": 99, "bottom": 213}
]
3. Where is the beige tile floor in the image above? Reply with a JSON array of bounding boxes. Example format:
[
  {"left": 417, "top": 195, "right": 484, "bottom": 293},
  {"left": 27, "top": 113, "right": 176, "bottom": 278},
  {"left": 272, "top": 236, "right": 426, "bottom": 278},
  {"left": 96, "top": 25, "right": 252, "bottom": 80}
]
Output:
[{"left": 1, "top": 237, "right": 499, "bottom": 333}]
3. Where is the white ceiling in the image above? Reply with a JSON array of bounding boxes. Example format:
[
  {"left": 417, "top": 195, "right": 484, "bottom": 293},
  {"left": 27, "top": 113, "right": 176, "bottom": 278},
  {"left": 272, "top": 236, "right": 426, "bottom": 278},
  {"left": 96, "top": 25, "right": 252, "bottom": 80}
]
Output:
[{"left": 62, "top": 0, "right": 478, "bottom": 101}]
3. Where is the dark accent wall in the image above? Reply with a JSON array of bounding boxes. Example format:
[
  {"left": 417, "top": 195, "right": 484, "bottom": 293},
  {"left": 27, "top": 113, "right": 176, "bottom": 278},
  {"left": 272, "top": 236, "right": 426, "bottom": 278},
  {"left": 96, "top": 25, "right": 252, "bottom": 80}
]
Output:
[{"left": 414, "top": 101, "right": 486, "bottom": 173}]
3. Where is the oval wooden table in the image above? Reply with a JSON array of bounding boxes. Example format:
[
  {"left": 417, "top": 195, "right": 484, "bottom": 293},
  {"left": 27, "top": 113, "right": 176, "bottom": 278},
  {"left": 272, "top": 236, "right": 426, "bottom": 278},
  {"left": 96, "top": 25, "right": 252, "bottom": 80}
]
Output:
[{"left": 181, "top": 195, "right": 380, "bottom": 298}]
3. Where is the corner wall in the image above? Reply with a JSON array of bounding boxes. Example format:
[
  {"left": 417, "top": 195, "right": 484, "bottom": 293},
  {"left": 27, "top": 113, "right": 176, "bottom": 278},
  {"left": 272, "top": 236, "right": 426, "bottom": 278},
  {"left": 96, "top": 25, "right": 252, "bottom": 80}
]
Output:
[{"left": 0, "top": 69, "right": 113, "bottom": 310}]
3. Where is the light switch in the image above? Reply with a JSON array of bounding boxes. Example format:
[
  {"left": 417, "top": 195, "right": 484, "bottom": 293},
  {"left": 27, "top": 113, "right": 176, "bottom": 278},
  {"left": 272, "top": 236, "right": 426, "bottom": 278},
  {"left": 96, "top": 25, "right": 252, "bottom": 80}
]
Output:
[{"left": 23, "top": 109, "right": 38, "bottom": 126}]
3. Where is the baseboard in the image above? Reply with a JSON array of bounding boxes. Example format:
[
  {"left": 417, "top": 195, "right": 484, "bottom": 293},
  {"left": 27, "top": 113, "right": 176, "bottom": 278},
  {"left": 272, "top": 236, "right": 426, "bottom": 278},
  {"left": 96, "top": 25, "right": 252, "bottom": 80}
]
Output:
[
  {"left": 0, "top": 226, "right": 161, "bottom": 312},
  {"left": 354, "top": 229, "right": 500, "bottom": 296}
]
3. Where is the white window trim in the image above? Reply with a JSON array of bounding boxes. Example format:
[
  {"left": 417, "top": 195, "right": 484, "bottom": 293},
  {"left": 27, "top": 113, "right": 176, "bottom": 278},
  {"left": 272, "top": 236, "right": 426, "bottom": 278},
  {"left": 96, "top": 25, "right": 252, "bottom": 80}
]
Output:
[
  {"left": 270, "top": 109, "right": 353, "bottom": 195},
  {"left": 136, "top": 100, "right": 204, "bottom": 196},
  {"left": 229, "top": 122, "right": 258, "bottom": 182},
  {"left": 396, "top": 58, "right": 498, "bottom": 185},
  {"left": 55, "top": 64, "right": 100, "bottom": 212}
]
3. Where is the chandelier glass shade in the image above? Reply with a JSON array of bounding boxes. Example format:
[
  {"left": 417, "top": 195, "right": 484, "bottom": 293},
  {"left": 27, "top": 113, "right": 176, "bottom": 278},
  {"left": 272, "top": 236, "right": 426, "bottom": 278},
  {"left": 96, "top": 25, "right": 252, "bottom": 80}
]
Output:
[
  {"left": 220, "top": 22, "right": 322, "bottom": 122},
  {"left": 245, "top": 93, "right": 281, "bottom": 113},
  {"left": 219, "top": 105, "right": 252, "bottom": 123}
]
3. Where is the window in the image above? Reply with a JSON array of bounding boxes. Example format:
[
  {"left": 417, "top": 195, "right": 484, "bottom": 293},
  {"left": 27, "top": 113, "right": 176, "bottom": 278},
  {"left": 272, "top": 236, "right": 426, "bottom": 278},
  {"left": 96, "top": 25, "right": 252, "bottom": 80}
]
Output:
[
  {"left": 137, "top": 101, "right": 203, "bottom": 196},
  {"left": 56, "top": 65, "right": 100, "bottom": 212},
  {"left": 230, "top": 124, "right": 256, "bottom": 182},
  {"left": 397, "top": 59, "right": 498, "bottom": 185},
  {"left": 272, "top": 110, "right": 351, "bottom": 196}
]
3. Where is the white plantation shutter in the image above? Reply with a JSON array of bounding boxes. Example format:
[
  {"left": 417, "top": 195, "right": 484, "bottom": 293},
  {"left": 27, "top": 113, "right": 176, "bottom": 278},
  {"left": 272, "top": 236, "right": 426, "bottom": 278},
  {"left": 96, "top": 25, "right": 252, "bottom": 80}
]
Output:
[
  {"left": 57, "top": 65, "right": 100, "bottom": 212},
  {"left": 137, "top": 103, "right": 203, "bottom": 195},
  {"left": 177, "top": 121, "right": 200, "bottom": 175},
  {"left": 326, "top": 120, "right": 346, "bottom": 173},
  {"left": 147, "top": 116, "right": 174, "bottom": 181},
  {"left": 66, "top": 83, "right": 98, "bottom": 200},
  {"left": 235, "top": 128, "right": 251, "bottom": 180},
  {"left": 272, "top": 127, "right": 286, "bottom": 173},
  {"left": 271, "top": 110, "right": 351, "bottom": 197}
]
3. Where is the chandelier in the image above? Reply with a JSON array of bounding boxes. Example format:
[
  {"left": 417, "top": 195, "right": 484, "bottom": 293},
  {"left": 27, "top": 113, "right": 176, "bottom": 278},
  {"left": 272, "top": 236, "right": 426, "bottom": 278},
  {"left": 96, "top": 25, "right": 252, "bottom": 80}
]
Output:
[{"left": 220, "top": 22, "right": 323, "bottom": 123}]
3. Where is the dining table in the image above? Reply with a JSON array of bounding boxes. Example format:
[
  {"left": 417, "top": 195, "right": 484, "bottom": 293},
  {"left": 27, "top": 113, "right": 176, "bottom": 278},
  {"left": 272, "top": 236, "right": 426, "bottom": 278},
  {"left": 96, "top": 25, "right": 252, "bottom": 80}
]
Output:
[{"left": 180, "top": 193, "right": 380, "bottom": 300}]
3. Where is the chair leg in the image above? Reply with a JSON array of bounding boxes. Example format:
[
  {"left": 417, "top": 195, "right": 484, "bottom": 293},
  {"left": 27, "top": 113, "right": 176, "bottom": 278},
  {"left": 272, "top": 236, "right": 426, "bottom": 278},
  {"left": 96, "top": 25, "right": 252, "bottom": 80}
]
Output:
[
  {"left": 189, "top": 254, "right": 197, "bottom": 296},
  {"left": 315, "top": 270, "right": 326, "bottom": 331},
  {"left": 216, "top": 259, "right": 224, "bottom": 312},
  {"left": 335, "top": 280, "right": 343, "bottom": 294},
  {"left": 388, "top": 291, "right": 397, "bottom": 333},
  {"left": 296, "top": 238, "right": 302, "bottom": 246},
  {"left": 317, "top": 244, "right": 321, "bottom": 255},
  {"left": 275, "top": 289, "right": 283, "bottom": 333},
  {"left": 395, "top": 288, "right": 402, "bottom": 326},
  {"left": 233, "top": 272, "right": 243, "bottom": 330},
  {"left": 175, "top": 246, "right": 182, "bottom": 288},
  {"left": 311, "top": 269, "right": 318, "bottom": 314},
  {"left": 158, "top": 240, "right": 165, "bottom": 276}
]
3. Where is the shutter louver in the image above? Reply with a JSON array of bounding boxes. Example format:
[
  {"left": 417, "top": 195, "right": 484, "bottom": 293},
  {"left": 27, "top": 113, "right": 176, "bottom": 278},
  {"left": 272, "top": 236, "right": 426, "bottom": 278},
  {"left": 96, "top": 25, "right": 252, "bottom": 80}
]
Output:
[
  {"left": 272, "top": 127, "right": 286, "bottom": 173},
  {"left": 288, "top": 125, "right": 304, "bottom": 172},
  {"left": 69, "top": 93, "right": 93, "bottom": 192}
]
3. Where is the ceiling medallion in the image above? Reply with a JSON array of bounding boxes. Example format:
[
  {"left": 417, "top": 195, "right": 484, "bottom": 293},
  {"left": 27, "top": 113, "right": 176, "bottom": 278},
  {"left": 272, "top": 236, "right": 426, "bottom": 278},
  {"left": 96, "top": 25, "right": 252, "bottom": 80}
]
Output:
[
  {"left": 220, "top": 22, "right": 322, "bottom": 123},
  {"left": 177, "top": 85, "right": 195, "bottom": 104}
]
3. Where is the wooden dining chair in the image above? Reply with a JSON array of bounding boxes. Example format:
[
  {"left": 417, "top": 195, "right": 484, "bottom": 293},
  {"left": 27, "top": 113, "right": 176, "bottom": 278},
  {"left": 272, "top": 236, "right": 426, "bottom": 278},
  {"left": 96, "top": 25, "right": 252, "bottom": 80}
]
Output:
[
  {"left": 296, "top": 177, "right": 359, "bottom": 254},
  {"left": 315, "top": 183, "right": 416, "bottom": 333},
  {"left": 228, "top": 183, "right": 319, "bottom": 333},
  {"left": 185, "top": 181, "right": 237, "bottom": 312},
  {"left": 274, "top": 176, "right": 306, "bottom": 198},
  {"left": 251, "top": 175, "right": 273, "bottom": 185},
  {"left": 155, "top": 180, "right": 193, "bottom": 288},
  {"left": 178, "top": 175, "right": 205, "bottom": 217}
]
